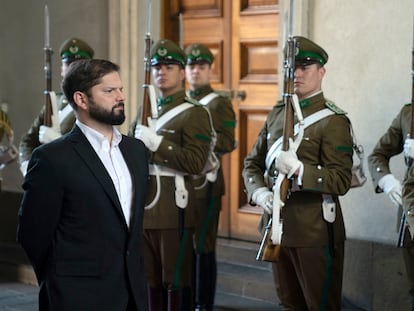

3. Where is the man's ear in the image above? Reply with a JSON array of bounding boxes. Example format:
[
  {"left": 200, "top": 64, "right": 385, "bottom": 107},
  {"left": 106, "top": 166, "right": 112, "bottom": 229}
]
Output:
[{"left": 73, "top": 91, "right": 88, "bottom": 110}]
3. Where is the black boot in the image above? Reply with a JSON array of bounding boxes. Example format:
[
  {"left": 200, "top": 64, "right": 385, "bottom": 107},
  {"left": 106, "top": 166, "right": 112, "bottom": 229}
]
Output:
[
  {"left": 182, "top": 287, "right": 193, "bottom": 311},
  {"left": 194, "top": 253, "right": 217, "bottom": 311},
  {"left": 167, "top": 287, "right": 193, "bottom": 311},
  {"left": 206, "top": 252, "right": 217, "bottom": 308},
  {"left": 147, "top": 287, "right": 164, "bottom": 311},
  {"left": 167, "top": 288, "right": 182, "bottom": 311}
]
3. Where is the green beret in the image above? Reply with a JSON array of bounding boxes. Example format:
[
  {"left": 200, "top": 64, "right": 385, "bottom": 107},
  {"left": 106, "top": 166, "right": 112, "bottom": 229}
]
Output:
[
  {"left": 185, "top": 43, "right": 214, "bottom": 65},
  {"left": 59, "top": 37, "right": 94, "bottom": 63},
  {"left": 151, "top": 39, "right": 186, "bottom": 68},
  {"left": 294, "top": 36, "right": 328, "bottom": 66}
]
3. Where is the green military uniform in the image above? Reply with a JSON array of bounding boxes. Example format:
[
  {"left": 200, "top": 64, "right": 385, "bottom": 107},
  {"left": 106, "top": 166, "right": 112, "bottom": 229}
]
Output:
[
  {"left": 19, "top": 38, "right": 94, "bottom": 172},
  {"left": 19, "top": 96, "right": 75, "bottom": 163},
  {"left": 368, "top": 103, "right": 414, "bottom": 303},
  {"left": 185, "top": 43, "right": 237, "bottom": 311},
  {"left": 130, "top": 39, "right": 214, "bottom": 311},
  {"left": 242, "top": 37, "right": 353, "bottom": 310}
]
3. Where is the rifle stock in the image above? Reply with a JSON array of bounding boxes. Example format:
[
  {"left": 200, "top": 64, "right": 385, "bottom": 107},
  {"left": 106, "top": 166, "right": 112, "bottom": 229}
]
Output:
[
  {"left": 140, "top": 32, "right": 152, "bottom": 126},
  {"left": 43, "top": 4, "right": 52, "bottom": 127},
  {"left": 44, "top": 47, "right": 53, "bottom": 127},
  {"left": 256, "top": 35, "right": 296, "bottom": 262}
]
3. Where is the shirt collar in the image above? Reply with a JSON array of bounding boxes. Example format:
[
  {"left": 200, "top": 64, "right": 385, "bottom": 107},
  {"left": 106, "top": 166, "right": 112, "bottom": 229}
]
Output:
[{"left": 76, "top": 120, "right": 122, "bottom": 151}]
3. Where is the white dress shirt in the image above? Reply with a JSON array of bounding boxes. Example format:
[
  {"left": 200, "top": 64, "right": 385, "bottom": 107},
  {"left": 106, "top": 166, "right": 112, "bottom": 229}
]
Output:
[{"left": 76, "top": 120, "right": 133, "bottom": 227}]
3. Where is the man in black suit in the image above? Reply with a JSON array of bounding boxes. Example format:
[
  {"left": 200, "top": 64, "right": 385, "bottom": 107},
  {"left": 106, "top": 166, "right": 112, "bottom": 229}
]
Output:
[{"left": 17, "top": 59, "right": 149, "bottom": 311}]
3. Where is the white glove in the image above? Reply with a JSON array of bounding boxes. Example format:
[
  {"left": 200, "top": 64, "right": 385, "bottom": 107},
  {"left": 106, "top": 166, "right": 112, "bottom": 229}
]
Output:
[
  {"left": 20, "top": 160, "right": 29, "bottom": 176},
  {"left": 39, "top": 125, "right": 62, "bottom": 144},
  {"left": 378, "top": 174, "right": 402, "bottom": 207},
  {"left": 252, "top": 187, "right": 273, "bottom": 214},
  {"left": 404, "top": 138, "right": 414, "bottom": 159},
  {"left": 134, "top": 125, "right": 163, "bottom": 152},
  {"left": 276, "top": 138, "right": 303, "bottom": 178}
]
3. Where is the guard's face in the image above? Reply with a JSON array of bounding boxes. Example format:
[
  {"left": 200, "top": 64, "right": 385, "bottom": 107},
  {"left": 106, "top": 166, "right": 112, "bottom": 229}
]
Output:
[
  {"left": 185, "top": 63, "right": 211, "bottom": 89},
  {"left": 294, "top": 63, "right": 325, "bottom": 99},
  {"left": 152, "top": 63, "right": 185, "bottom": 96},
  {"left": 82, "top": 72, "right": 126, "bottom": 125}
]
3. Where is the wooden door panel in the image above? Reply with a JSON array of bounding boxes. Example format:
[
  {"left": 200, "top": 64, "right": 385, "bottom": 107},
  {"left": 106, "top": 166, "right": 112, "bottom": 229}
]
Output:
[
  {"left": 182, "top": 0, "right": 222, "bottom": 17},
  {"left": 163, "top": 0, "right": 279, "bottom": 242},
  {"left": 240, "top": 41, "right": 278, "bottom": 83},
  {"left": 230, "top": 0, "right": 279, "bottom": 241}
]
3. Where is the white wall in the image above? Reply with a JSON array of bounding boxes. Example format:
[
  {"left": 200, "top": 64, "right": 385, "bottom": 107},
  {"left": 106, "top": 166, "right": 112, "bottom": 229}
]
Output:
[
  {"left": 309, "top": 0, "right": 414, "bottom": 244},
  {"left": 0, "top": 0, "right": 108, "bottom": 191}
]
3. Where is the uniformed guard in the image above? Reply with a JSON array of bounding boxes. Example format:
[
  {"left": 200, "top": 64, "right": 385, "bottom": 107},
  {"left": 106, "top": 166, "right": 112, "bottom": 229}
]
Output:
[
  {"left": 242, "top": 36, "right": 354, "bottom": 310},
  {"left": 369, "top": 103, "right": 414, "bottom": 310},
  {"left": 185, "top": 43, "right": 236, "bottom": 311},
  {"left": 19, "top": 37, "right": 94, "bottom": 175},
  {"left": 131, "top": 39, "right": 214, "bottom": 311}
]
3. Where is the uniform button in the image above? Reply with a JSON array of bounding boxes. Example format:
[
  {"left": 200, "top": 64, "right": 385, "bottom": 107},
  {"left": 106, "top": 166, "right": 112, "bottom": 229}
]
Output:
[
  {"left": 168, "top": 146, "right": 173, "bottom": 150},
  {"left": 317, "top": 177, "right": 323, "bottom": 183},
  {"left": 248, "top": 177, "right": 253, "bottom": 183},
  {"left": 376, "top": 167, "right": 381, "bottom": 172},
  {"left": 126, "top": 250, "right": 130, "bottom": 256},
  {"left": 317, "top": 165, "right": 322, "bottom": 170}
]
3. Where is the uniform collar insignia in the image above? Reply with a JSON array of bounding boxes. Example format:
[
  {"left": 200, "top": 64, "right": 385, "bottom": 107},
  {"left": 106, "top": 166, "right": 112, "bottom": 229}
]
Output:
[
  {"left": 157, "top": 96, "right": 173, "bottom": 106},
  {"left": 299, "top": 99, "right": 310, "bottom": 109},
  {"left": 189, "top": 89, "right": 202, "bottom": 97}
]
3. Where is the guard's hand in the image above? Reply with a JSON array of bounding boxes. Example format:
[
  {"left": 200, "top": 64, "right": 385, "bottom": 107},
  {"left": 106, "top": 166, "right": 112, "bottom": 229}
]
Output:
[
  {"left": 19, "top": 160, "right": 29, "bottom": 176},
  {"left": 404, "top": 138, "right": 414, "bottom": 159},
  {"left": 378, "top": 174, "right": 402, "bottom": 207},
  {"left": 134, "top": 125, "right": 163, "bottom": 152},
  {"left": 252, "top": 187, "right": 273, "bottom": 214},
  {"left": 39, "top": 125, "right": 62, "bottom": 144},
  {"left": 276, "top": 138, "right": 303, "bottom": 178}
]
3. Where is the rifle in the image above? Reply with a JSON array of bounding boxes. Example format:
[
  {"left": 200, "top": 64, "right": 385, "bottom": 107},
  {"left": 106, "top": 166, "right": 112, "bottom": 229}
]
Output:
[
  {"left": 140, "top": 0, "right": 153, "bottom": 126},
  {"left": 256, "top": 0, "right": 297, "bottom": 262},
  {"left": 397, "top": 17, "right": 414, "bottom": 248},
  {"left": 43, "top": 4, "right": 53, "bottom": 127}
]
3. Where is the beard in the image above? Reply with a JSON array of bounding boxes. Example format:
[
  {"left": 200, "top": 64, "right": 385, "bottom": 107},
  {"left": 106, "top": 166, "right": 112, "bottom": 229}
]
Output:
[{"left": 88, "top": 99, "right": 125, "bottom": 125}]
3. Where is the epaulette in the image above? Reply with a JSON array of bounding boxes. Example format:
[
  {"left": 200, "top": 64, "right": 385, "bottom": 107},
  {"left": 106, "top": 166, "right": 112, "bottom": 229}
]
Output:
[
  {"left": 275, "top": 99, "right": 284, "bottom": 108},
  {"left": 325, "top": 100, "right": 347, "bottom": 114},
  {"left": 184, "top": 96, "right": 202, "bottom": 106},
  {"left": 214, "top": 90, "right": 230, "bottom": 99}
]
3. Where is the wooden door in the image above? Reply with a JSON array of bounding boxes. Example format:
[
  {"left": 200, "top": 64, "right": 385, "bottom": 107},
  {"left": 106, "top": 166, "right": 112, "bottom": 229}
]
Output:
[{"left": 163, "top": 0, "right": 280, "bottom": 242}]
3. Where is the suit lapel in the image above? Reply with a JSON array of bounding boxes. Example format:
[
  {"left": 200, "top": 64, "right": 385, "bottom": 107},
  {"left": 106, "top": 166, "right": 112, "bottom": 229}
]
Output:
[
  {"left": 69, "top": 126, "right": 126, "bottom": 226},
  {"left": 119, "top": 139, "right": 138, "bottom": 231}
]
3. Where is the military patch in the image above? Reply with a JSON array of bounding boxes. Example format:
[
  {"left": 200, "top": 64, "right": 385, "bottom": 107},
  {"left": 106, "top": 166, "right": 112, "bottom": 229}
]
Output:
[
  {"left": 325, "top": 100, "right": 347, "bottom": 114},
  {"left": 194, "top": 133, "right": 211, "bottom": 142},
  {"left": 223, "top": 120, "right": 236, "bottom": 128},
  {"left": 336, "top": 145, "right": 353, "bottom": 152}
]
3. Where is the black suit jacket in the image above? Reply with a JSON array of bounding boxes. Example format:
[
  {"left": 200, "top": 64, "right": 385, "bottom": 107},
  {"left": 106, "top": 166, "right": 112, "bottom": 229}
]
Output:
[{"left": 17, "top": 125, "right": 149, "bottom": 311}]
